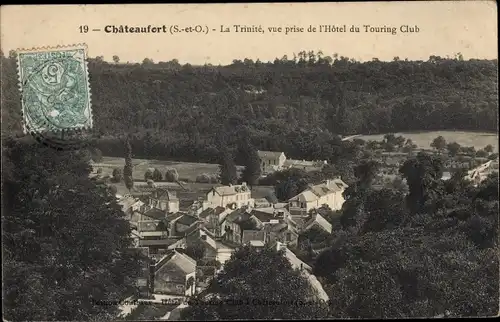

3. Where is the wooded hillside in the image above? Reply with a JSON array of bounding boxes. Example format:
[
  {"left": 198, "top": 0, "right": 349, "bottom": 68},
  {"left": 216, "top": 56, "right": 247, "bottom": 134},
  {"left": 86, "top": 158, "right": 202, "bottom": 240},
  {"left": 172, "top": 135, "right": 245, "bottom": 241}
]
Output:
[{"left": 2, "top": 51, "right": 497, "bottom": 163}]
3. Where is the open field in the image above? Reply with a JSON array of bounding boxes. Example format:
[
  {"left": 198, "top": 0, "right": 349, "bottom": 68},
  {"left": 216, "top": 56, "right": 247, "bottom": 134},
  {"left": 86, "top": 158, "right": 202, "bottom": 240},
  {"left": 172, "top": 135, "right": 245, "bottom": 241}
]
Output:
[
  {"left": 347, "top": 131, "right": 498, "bottom": 152},
  {"left": 95, "top": 157, "right": 244, "bottom": 182}
]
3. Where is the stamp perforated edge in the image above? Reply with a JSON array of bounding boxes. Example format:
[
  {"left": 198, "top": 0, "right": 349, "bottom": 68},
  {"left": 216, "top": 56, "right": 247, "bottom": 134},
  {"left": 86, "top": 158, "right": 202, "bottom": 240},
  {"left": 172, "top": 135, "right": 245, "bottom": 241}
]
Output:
[{"left": 15, "top": 43, "right": 93, "bottom": 135}]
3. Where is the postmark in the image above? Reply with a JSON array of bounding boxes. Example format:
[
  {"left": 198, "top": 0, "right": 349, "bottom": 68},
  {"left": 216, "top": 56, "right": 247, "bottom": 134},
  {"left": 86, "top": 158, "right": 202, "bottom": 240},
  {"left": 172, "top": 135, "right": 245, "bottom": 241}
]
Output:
[{"left": 16, "top": 44, "right": 93, "bottom": 135}]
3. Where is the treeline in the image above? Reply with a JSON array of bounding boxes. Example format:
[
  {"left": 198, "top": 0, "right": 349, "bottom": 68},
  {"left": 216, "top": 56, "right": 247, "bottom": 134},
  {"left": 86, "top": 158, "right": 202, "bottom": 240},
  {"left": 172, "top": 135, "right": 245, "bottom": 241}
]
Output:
[{"left": 1, "top": 51, "right": 497, "bottom": 163}]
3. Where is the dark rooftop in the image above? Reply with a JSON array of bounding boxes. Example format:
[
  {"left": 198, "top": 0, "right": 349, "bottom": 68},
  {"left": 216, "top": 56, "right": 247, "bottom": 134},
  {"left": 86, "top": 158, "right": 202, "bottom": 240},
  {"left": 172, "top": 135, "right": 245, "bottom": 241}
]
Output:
[
  {"left": 143, "top": 208, "right": 166, "bottom": 221},
  {"left": 176, "top": 214, "right": 199, "bottom": 227},
  {"left": 139, "top": 238, "right": 179, "bottom": 247}
]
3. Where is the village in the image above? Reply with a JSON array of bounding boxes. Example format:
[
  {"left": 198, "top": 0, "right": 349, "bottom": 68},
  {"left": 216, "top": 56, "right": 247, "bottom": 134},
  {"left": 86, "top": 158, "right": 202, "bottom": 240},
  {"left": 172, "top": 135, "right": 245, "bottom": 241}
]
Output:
[
  {"left": 3, "top": 3, "right": 498, "bottom": 320},
  {"left": 87, "top": 148, "right": 355, "bottom": 319},
  {"left": 87, "top": 134, "right": 498, "bottom": 320}
]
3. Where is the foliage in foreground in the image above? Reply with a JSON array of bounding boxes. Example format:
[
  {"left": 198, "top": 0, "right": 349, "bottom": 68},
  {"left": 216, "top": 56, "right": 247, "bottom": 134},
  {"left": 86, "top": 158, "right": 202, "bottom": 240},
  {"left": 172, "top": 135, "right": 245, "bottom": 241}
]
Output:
[
  {"left": 313, "top": 153, "right": 499, "bottom": 318},
  {"left": 2, "top": 138, "right": 145, "bottom": 321},
  {"left": 180, "top": 246, "right": 329, "bottom": 320}
]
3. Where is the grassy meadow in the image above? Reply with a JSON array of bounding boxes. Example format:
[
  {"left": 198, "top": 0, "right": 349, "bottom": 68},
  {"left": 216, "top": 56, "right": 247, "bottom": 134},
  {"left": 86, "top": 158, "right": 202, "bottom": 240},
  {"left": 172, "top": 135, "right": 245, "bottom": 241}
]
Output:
[
  {"left": 350, "top": 131, "right": 498, "bottom": 152},
  {"left": 95, "top": 157, "right": 244, "bottom": 182}
]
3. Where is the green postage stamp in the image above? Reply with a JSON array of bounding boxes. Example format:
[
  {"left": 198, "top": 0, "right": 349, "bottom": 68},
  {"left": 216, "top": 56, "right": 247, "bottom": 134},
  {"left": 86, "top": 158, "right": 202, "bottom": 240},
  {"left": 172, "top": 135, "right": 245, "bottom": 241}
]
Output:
[{"left": 17, "top": 44, "right": 92, "bottom": 133}]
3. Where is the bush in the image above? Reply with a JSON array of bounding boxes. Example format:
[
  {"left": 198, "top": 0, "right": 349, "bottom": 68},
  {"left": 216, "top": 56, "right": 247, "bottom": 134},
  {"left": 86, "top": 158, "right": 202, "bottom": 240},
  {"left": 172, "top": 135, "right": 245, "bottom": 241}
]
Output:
[
  {"left": 196, "top": 173, "right": 211, "bottom": 183},
  {"left": 144, "top": 168, "right": 153, "bottom": 181},
  {"left": 208, "top": 173, "right": 219, "bottom": 184},
  {"left": 196, "top": 173, "right": 218, "bottom": 184},
  {"left": 152, "top": 168, "right": 163, "bottom": 181},
  {"left": 108, "top": 185, "right": 118, "bottom": 196},
  {"left": 476, "top": 149, "right": 489, "bottom": 158},
  {"left": 165, "top": 168, "right": 179, "bottom": 182},
  {"left": 90, "top": 148, "right": 103, "bottom": 162},
  {"left": 112, "top": 168, "right": 123, "bottom": 183}
]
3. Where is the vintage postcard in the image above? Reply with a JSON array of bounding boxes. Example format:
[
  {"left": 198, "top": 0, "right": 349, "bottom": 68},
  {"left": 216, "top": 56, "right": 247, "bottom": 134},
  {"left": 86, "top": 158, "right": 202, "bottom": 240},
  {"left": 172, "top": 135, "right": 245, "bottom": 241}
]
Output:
[{"left": 1, "top": 2, "right": 498, "bottom": 321}]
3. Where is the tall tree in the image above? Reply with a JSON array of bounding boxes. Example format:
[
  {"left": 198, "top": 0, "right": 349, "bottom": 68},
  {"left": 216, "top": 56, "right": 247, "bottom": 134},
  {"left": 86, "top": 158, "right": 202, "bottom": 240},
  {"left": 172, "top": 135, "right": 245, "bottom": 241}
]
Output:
[
  {"left": 180, "top": 246, "right": 329, "bottom": 320},
  {"left": 430, "top": 136, "right": 447, "bottom": 154},
  {"left": 218, "top": 149, "right": 237, "bottom": 186},
  {"left": 240, "top": 143, "right": 261, "bottom": 186},
  {"left": 2, "top": 138, "right": 144, "bottom": 321},
  {"left": 339, "top": 160, "right": 380, "bottom": 230},
  {"left": 354, "top": 160, "right": 380, "bottom": 189},
  {"left": 399, "top": 152, "right": 444, "bottom": 214},
  {"left": 123, "top": 136, "right": 134, "bottom": 191},
  {"left": 446, "top": 142, "right": 461, "bottom": 157}
]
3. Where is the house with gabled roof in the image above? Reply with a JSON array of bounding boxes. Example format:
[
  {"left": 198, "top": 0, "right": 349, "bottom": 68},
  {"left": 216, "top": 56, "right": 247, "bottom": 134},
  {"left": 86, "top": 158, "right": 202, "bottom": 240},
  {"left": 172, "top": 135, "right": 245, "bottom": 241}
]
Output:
[
  {"left": 165, "top": 212, "right": 184, "bottom": 223},
  {"left": 198, "top": 206, "right": 228, "bottom": 237},
  {"left": 242, "top": 230, "right": 266, "bottom": 247},
  {"left": 257, "top": 150, "right": 287, "bottom": 174},
  {"left": 163, "top": 212, "right": 185, "bottom": 236},
  {"left": 137, "top": 221, "right": 161, "bottom": 232},
  {"left": 250, "top": 209, "right": 278, "bottom": 225},
  {"left": 129, "top": 208, "right": 169, "bottom": 239},
  {"left": 173, "top": 213, "right": 201, "bottom": 237},
  {"left": 146, "top": 189, "right": 179, "bottom": 213},
  {"left": 250, "top": 207, "right": 292, "bottom": 224},
  {"left": 143, "top": 207, "right": 166, "bottom": 221},
  {"left": 284, "top": 159, "right": 327, "bottom": 172},
  {"left": 220, "top": 208, "right": 259, "bottom": 244},
  {"left": 185, "top": 198, "right": 211, "bottom": 216},
  {"left": 151, "top": 250, "right": 197, "bottom": 296},
  {"left": 167, "top": 237, "right": 188, "bottom": 251},
  {"left": 244, "top": 207, "right": 299, "bottom": 247},
  {"left": 288, "top": 178, "right": 348, "bottom": 215},
  {"left": 206, "top": 182, "right": 254, "bottom": 209},
  {"left": 264, "top": 220, "right": 299, "bottom": 247},
  {"left": 118, "top": 195, "right": 144, "bottom": 217},
  {"left": 139, "top": 238, "right": 181, "bottom": 254},
  {"left": 185, "top": 227, "right": 218, "bottom": 262},
  {"left": 302, "top": 212, "right": 332, "bottom": 234}
]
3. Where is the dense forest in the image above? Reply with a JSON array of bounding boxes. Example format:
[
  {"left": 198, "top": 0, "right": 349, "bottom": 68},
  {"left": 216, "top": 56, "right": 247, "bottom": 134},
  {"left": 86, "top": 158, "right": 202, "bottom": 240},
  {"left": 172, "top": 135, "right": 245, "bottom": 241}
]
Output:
[{"left": 1, "top": 51, "right": 497, "bottom": 164}]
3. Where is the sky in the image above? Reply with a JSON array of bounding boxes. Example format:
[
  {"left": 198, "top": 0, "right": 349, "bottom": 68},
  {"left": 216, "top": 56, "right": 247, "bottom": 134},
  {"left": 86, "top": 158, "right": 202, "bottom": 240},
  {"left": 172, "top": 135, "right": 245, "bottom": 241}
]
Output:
[{"left": 1, "top": 2, "right": 497, "bottom": 65}]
